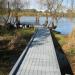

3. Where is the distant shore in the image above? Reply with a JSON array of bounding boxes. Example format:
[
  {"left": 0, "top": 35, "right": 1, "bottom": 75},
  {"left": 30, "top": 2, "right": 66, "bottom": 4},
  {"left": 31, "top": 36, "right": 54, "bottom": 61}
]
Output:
[{"left": 0, "top": 11, "right": 75, "bottom": 17}]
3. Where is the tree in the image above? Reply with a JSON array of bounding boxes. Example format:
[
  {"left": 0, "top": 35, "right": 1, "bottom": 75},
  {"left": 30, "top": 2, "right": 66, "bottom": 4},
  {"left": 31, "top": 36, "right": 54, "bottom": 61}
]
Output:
[
  {"left": 12, "top": 0, "right": 30, "bottom": 28},
  {"left": 37, "top": 0, "right": 63, "bottom": 28},
  {"left": 0, "top": 0, "right": 11, "bottom": 28},
  {"left": 11, "top": 0, "right": 23, "bottom": 28},
  {"left": 24, "top": 0, "right": 30, "bottom": 9},
  {"left": 71, "top": 0, "right": 75, "bottom": 14},
  {"left": 71, "top": 0, "right": 74, "bottom": 10}
]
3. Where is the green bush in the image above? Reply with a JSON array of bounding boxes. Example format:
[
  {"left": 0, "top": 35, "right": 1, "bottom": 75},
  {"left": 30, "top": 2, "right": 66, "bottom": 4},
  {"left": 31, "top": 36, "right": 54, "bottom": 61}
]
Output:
[{"left": 0, "top": 26, "right": 15, "bottom": 36}]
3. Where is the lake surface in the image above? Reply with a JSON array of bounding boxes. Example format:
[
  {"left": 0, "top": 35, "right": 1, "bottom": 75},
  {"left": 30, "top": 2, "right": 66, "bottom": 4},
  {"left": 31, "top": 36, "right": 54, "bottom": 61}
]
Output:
[{"left": 20, "top": 16, "right": 75, "bottom": 35}]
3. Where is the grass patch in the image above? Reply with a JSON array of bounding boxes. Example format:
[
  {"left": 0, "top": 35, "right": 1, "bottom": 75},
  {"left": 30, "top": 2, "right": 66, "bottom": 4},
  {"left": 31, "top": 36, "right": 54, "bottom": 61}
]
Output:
[
  {"left": 53, "top": 31, "right": 75, "bottom": 54},
  {"left": 0, "top": 27, "right": 34, "bottom": 75},
  {"left": 53, "top": 30, "right": 75, "bottom": 74},
  {"left": 0, "top": 26, "right": 16, "bottom": 36},
  {"left": 53, "top": 31, "right": 67, "bottom": 46},
  {"left": 67, "top": 48, "right": 75, "bottom": 55}
]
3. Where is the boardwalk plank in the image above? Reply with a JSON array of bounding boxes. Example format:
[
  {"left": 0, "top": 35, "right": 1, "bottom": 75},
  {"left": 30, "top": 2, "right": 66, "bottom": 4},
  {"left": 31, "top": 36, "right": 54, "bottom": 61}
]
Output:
[{"left": 16, "top": 27, "right": 61, "bottom": 75}]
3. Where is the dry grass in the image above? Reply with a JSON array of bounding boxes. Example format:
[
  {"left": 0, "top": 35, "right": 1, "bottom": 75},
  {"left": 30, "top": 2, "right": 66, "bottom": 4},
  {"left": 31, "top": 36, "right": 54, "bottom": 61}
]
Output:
[
  {"left": 0, "top": 27, "right": 34, "bottom": 75},
  {"left": 53, "top": 31, "right": 75, "bottom": 75}
]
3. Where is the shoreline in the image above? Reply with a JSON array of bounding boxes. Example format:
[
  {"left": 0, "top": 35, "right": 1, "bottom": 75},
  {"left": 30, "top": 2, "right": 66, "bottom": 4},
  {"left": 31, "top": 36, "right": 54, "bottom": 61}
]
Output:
[{"left": 53, "top": 30, "right": 75, "bottom": 75}]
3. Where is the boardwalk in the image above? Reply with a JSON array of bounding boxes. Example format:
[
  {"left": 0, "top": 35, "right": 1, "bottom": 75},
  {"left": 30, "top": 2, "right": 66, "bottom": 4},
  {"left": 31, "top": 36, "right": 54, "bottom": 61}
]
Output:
[
  {"left": 9, "top": 27, "right": 61, "bottom": 75},
  {"left": 14, "top": 27, "right": 61, "bottom": 75}
]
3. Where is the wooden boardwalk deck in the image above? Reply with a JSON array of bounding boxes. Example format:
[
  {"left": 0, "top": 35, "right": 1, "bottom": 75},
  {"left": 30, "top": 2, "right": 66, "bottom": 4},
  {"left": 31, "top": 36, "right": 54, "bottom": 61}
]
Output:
[{"left": 9, "top": 27, "right": 61, "bottom": 75}]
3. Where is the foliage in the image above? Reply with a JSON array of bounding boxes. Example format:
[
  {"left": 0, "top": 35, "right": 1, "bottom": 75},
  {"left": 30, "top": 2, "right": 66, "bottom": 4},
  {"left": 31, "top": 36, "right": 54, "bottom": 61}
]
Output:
[
  {"left": 0, "top": 28, "right": 34, "bottom": 75},
  {"left": 0, "top": 26, "right": 15, "bottom": 36}
]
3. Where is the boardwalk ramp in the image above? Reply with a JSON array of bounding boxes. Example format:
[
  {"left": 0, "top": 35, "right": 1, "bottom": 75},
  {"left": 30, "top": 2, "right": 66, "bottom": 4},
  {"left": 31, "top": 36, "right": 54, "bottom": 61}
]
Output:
[{"left": 9, "top": 27, "right": 61, "bottom": 75}]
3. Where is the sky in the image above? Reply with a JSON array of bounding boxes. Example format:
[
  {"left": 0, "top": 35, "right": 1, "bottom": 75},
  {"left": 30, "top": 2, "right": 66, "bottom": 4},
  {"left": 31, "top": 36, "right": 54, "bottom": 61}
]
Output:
[
  {"left": 12, "top": 0, "right": 75, "bottom": 11},
  {"left": 62, "top": 0, "right": 75, "bottom": 8},
  {"left": 31, "top": 0, "right": 75, "bottom": 10},
  {"left": 30, "top": 0, "right": 39, "bottom": 10}
]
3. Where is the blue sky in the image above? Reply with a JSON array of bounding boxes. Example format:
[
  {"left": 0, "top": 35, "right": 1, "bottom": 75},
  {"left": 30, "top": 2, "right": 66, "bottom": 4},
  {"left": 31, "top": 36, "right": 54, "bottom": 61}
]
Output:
[
  {"left": 62, "top": 0, "right": 72, "bottom": 8},
  {"left": 30, "top": 0, "right": 39, "bottom": 9},
  {"left": 23, "top": 0, "right": 75, "bottom": 10}
]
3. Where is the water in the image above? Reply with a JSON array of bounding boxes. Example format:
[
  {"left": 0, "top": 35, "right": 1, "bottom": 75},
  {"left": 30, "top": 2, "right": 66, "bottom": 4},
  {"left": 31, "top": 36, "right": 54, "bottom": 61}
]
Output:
[
  {"left": 20, "top": 16, "right": 52, "bottom": 25},
  {"left": 20, "top": 16, "right": 36, "bottom": 23},
  {"left": 20, "top": 16, "right": 75, "bottom": 35},
  {"left": 55, "top": 18, "right": 73, "bottom": 35}
]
